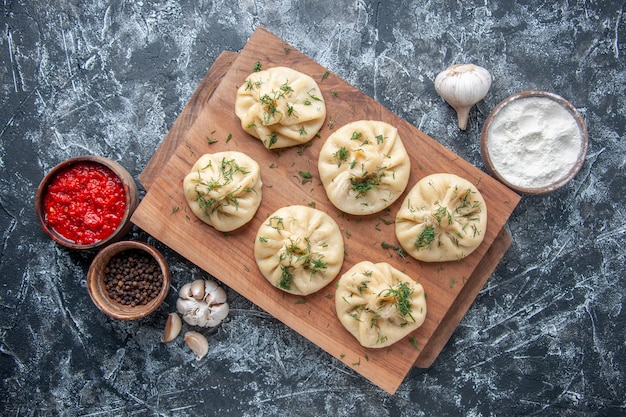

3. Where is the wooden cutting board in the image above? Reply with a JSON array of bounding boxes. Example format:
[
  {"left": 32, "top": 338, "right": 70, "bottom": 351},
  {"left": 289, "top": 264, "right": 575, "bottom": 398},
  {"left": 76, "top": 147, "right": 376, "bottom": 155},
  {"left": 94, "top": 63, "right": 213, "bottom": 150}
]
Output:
[{"left": 132, "top": 27, "right": 520, "bottom": 394}]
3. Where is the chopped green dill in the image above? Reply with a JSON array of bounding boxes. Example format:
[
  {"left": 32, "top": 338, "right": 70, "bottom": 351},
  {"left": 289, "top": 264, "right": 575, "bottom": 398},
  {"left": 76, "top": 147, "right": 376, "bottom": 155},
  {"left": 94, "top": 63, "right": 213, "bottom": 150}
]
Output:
[
  {"left": 279, "top": 236, "right": 328, "bottom": 283},
  {"left": 376, "top": 134, "right": 385, "bottom": 144},
  {"left": 410, "top": 337, "right": 420, "bottom": 350},
  {"left": 252, "top": 61, "right": 262, "bottom": 72},
  {"left": 280, "top": 82, "right": 293, "bottom": 94},
  {"left": 266, "top": 133, "right": 278, "bottom": 149},
  {"left": 171, "top": 206, "right": 180, "bottom": 214},
  {"left": 378, "top": 282, "right": 416, "bottom": 322},
  {"left": 268, "top": 216, "right": 285, "bottom": 232},
  {"left": 225, "top": 133, "right": 232, "bottom": 143},
  {"left": 259, "top": 236, "right": 269, "bottom": 243},
  {"left": 279, "top": 265, "right": 294, "bottom": 290},
  {"left": 321, "top": 71, "right": 329, "bottom": 81},
  {"left": 381, "top": 242, "right": 407, "bottom": 258},
  {"left": 334, "top": 147, "right": 349, "bottom": 167},
  {"left": 349, "top": 171, "right": 383, "bottom": 196},
  {"left": 298, "top": 142, "right": 312, "bottom": 155},
  {"left": 299, "top": 171, "right": 312, "bottom": 184},
  {"left": 307, "top": 88, "right": 323, "bottom": 102},
  {"left": 369, "top": 312, "right": 382, "bottom": 328},
  {"left": 415, "top": 226, "right": 435, "bottom": 250},
  {"left": 433, "top": 204, "right": 453, "bottom": 225},
  {"left": 259, "top": 94, "right": 280, "bottom": 124},
  {"left": 379, "top": 216, "right": 393, "bottom": 225},
  {"left": 350, "top": 131, "right": 363, "bottom": 140},
  {"left": 330, "top": 90, "right": 338, "bottom": 97}
]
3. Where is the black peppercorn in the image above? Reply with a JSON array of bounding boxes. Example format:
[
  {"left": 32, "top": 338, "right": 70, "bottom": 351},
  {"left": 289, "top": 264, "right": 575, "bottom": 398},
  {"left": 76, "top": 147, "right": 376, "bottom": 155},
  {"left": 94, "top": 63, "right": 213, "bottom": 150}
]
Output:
[{"left": 104, "top": 250, "right": 163, "bottom": 306}]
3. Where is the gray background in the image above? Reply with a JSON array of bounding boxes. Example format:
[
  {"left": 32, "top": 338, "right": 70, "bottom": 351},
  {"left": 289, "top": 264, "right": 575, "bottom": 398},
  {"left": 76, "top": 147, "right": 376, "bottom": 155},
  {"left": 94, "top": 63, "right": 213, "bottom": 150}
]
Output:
[{"left": 1, "top": 1, "right": 624, "bottom": 416}]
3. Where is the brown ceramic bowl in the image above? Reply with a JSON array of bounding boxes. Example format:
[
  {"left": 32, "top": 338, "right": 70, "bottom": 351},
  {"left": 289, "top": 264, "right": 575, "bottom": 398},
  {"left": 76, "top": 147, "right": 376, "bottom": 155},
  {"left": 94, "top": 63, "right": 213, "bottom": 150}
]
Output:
[
  {"left": 35, "top": 155, "right": 139, "bottom": 251},
  {"left": 87, "top": 240, "right": 171, "bottom": 320},
  {"left": 480, "top": 90, "right": 588, "bottom": 195}
]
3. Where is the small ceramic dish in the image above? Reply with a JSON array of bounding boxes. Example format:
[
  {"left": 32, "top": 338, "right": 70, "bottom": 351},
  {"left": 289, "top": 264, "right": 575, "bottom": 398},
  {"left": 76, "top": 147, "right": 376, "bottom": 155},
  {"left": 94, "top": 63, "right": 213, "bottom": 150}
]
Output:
[
  {"left": 35, "top": 155, "right": 139, "bottom": 251},
  {"left": 87, "top": 240, "right": 171, "bottom": 320},
  {"left": 480, "top": 90, "right": 588, "bottom": 195}
]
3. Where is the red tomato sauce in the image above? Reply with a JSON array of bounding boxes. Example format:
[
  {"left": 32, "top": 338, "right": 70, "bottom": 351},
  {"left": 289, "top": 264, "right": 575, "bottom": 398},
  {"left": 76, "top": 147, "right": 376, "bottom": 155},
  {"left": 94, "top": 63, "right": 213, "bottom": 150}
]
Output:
[{"left": 43, "top": 162, "right": 127, "bottom": 245}]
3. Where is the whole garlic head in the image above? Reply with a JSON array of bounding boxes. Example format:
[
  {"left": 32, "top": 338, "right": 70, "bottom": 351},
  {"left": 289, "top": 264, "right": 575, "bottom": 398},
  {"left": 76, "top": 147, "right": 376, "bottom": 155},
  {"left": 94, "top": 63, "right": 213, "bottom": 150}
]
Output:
[
  {"left": 434, "top": 64, "right": 492, "bottom": 130},
  {"left": 176, "top": 279, "right": 229, "bottom": 327}
]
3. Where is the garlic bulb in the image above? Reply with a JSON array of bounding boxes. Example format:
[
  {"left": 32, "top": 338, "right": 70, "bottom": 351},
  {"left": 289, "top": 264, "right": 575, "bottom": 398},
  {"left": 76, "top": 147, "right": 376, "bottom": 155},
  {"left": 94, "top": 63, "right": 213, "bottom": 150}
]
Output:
[
  {"left": 176, "top": 279, "right": 229, "bottom": 327},
  {"left": 434, "top": 64, "right": 492, "bottom": 130}
]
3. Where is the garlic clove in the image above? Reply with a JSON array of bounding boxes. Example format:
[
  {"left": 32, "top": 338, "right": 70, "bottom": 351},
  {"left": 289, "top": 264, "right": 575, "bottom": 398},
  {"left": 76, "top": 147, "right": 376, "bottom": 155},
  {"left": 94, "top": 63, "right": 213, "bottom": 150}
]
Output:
[
  {"left": 434, "top": 64, "right": 492, "bottom": 130},
  {"left": 161, "top": 312, "right": 182, "bottom": 343},
  {"left": 190, "top": 279, "right": 206, "bottom": 300},
  {"left": 203, "top": 280, "right": 227, "bottom": 304},
  {"left": 204, "top": 303, "right": 230, "bottom": 327},
  {"left": 184, "top": 331, "right": 209, "bottom": 360}
]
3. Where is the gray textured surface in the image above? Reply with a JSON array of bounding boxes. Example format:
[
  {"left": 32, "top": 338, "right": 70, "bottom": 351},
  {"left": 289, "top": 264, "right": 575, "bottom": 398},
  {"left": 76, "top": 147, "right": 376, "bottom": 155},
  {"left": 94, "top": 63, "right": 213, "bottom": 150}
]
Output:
[{"left": 1, "top": 1, "right": 625, "bottom": 416}]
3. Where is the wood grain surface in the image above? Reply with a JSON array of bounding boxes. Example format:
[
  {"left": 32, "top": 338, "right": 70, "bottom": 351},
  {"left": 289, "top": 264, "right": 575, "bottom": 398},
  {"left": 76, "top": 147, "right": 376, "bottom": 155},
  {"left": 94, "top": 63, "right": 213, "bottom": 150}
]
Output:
[{"left": 132, "top": 27, "right": 520, "bottom": 394}]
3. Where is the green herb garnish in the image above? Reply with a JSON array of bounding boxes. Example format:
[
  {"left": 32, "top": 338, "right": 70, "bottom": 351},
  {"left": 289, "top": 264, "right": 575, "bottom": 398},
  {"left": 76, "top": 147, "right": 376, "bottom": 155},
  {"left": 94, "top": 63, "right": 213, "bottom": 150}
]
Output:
[
  {"left": 414, "top": 226, "right": 435, "bottom": 250},
  {"left": 378, "top": 282, "right": 416, "bottom": 322}
]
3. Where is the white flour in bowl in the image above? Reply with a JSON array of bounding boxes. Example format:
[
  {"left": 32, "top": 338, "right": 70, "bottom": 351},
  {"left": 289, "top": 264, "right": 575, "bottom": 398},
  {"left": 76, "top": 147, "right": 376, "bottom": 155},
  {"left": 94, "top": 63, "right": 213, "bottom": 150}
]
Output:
[{"left": 486, "top": 96, "right": 583, "bottom": 189}]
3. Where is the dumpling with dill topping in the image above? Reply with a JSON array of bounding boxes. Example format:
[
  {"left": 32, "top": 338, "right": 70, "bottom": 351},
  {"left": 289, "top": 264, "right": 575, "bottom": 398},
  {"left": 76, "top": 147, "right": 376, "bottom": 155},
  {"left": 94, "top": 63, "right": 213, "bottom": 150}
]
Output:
[
  {"left": 235, "top": 66, "right": 327, "bottom": 149},
  {"left": 335, "top": 261, "right": 427, "bottom": 348},
  {"left": 318, "top": 120, "right": 411, "bottom": 215},
  {"left": 183, "top": 151, "right": 262, "bottom": 232},
  {"left": 254, "top": 205, "right": 344, "bottom": 296},
  {"left": 395, "top": 173, "right": 487, "bottom": 262}
]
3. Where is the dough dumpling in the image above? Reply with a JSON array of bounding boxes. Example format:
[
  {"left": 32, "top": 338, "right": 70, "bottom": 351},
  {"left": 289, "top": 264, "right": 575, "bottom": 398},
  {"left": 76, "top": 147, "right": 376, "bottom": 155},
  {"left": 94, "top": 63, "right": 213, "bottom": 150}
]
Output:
[
  {"left": 235, "top": 66, "right": 326, "bottom": 149},
  {"left": 335, "top": 261, "right": 427, "bottom": 348},
  {"left": 254, "top": 205, "right": 344, "bottom": 296},
  {"left": 395, "top": 173, "right": 487, "bottom": 262},
  {"left": 183, "top": 151, "right": 262, "bottom": 232},
  {"left": 318, "top": 120, "right": 410, "bottom": 215}
]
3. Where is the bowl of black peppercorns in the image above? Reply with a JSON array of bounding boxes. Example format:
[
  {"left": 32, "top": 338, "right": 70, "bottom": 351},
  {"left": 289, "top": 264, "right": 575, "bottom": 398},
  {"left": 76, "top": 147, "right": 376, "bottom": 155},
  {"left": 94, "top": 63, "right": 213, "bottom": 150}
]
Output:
[{"left": 87, "top": 240, "right": 171, "bottom": 320}]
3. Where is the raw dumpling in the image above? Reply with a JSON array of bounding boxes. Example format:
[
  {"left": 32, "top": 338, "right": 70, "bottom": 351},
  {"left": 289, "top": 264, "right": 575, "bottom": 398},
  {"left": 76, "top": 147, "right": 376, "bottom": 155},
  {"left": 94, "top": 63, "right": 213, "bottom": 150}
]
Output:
[
  {"left": 395, "top": 173, "right": 487, "bottom": 262},
  {"left": 235, "top": 66, "right": 327, "bottom": 149},
  {"left": 254, "top": 205, "right": 344, "bottom": 296},
  {"left": 183, "top": 151, "right": 262, "bottom": 232},
  {"left": 335, "top": 261, "right": 427, "bottom": 348},
  {"left": 318, "top": 120, "right": 411, "bottom": 215}
]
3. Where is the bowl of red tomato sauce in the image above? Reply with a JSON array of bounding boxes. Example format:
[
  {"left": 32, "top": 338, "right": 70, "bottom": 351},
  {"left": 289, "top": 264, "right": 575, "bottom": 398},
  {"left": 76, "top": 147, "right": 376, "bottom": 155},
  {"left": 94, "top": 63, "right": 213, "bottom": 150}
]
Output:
[{"left": 35, "top": 156, "right": 139, "bottom": 251}]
